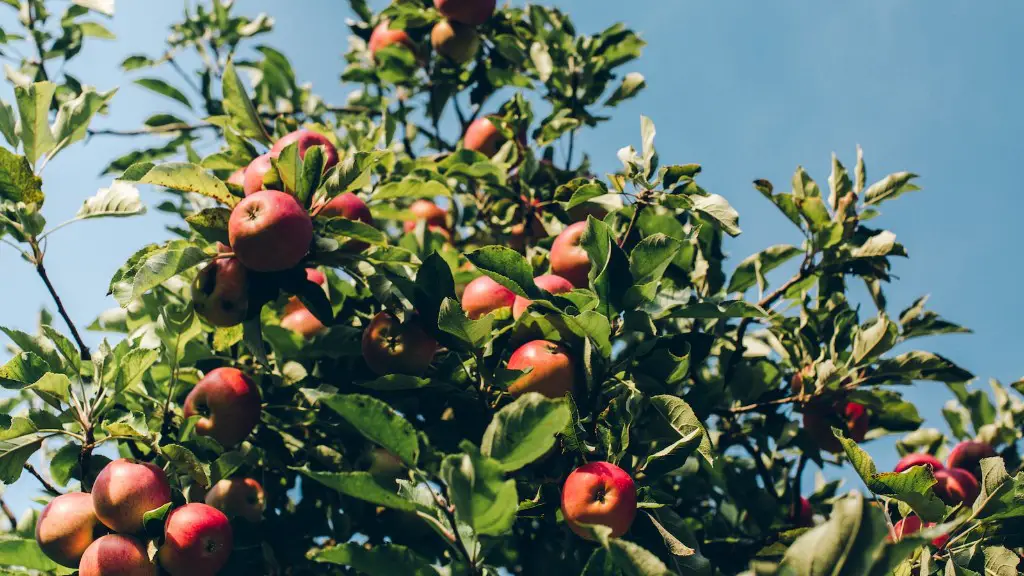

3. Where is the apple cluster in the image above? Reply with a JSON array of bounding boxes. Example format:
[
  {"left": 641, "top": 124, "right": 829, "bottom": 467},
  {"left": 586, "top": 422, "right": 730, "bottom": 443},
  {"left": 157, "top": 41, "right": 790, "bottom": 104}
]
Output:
[
  {"left": 33, "top": 458, "right": 265, "bottom": 575},
  {"left": 368, "top": 0, "right": 494, "bottom": 68}
]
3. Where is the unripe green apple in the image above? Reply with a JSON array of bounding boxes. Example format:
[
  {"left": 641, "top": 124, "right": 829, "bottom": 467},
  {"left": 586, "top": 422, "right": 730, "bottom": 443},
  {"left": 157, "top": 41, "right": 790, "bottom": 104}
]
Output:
[
  {"left": 361, "top": 311, "right": 437, "bottom": 376},
  {"left": 183, "top": 367, "right": 262, "bottom": 447},
  {"left": 228, "top": 190, "right": 313, "bottom": 272},
  {"left": 431, "top": 20, "right": 480, "bottom": 64},
  {"left": 158, "top": 503, "right": 233, "bottom": 576},
  {"left": 35, "top": 492, "right": 101, "bottom": 568},
  {"left": 79, "top": 534, "right": 155, "bottom": 576},
  {"left": 561, "top": 461, "right": 637, "bottom": 540},
  {"left": 192, "top": 257, "right": 248, "bottom": 327},
  {"left": 550, "top": 221, "right": 591, "bottom": 288},
  {"left": 507, "top": 340, "right": 576, "bottom": 398},
  {"left": 92, "top": 459, "right": 172, "bottom": 534},
  {"left": 461, "top": 275, "right": 516, "bottom": 319}
]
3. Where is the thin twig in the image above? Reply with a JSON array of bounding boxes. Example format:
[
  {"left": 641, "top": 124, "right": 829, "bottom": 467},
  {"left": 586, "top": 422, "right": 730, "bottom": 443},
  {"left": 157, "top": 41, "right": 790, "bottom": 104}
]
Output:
[
  {"left": 739, "top": 437, "right": 779, "bottom": 500},
  {"left": 168, "top": 56, "right": 203, "bottom": 97},
  {"left": 23, "top": 463, "right": 61, "bottom": 496},
  {"left": 32, "top": 247, "right": 90, "bottom": 360},
  {"left": 619, "top": 199, "right": 646, "bottom": 248},
  {"left": 0, "top": 496, "right": 15, "bottom": 527}
]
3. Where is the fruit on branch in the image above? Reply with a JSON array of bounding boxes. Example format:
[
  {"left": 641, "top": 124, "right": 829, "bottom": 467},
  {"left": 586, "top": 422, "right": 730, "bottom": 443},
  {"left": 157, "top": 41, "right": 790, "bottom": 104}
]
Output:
[
  {"left": 92, "top": 459, "right": 172, "bottom": 534},
  {"left": 158, "top": 503, "right": 233, "bottom": 576},
  {"left": 79, "top": 534, "right": 155, "bottom": 576},
  {"left": 403, "top": 199, "right": 449, "bottom": 233},
  {"left": 242, "top": 154, "right": 276, "bottom": 196},
  {"left": 434, "top": 0, "right": 496, "bottom": 25},
  {"left": 888, "top": 515, "right": 948, "bottom": 548},
  {"left": 319, "top": 192, "right": 375, "bottom": 251},
  {"left": 802, "top": 401, "right": 868, "bottom": 454},
  {"left": 369, "top": 21, "right": 415, "bottom": 59},
  {"left": 226, "top": 168, "right": 246, "bottom": 187},
  {"left": 791, "top": 497, "right": 813, "bottom": 527},
  {"left": 35, "top": 492, "right": 101, "bottom": 568},
  {"left": 367, "top": 447, "right": 406, "bottom": 481},
  {"left": 192, "top": 257, "right": 249, "bottom": 327},
  {"left": 270, "top": 129, "right": 339, "bottom": 171},
  {"left": 561, "top": 461, "right": 637, "bottom": 540},
  {"left": 461, "top": 275, "right": 516, "bottom": 319},
  {"left": 550, "top": 221, "right": 592, "bottom": 288},
  {"left": 431, "top": 20, "right": 480, "bottom": 64},
  {"left": 894, "top": 453, "right": 944, "bottom": 474},
  {"left": 463, "top": 117, "right": 505, "bottom": 157},
  {"left": 945, "top": 440, "right": 995, "bottom": 479},
  {"left": 933, "top": 468, "right": 980, "bottom": 506},
  {"left": 284, "top": 268, "right": 328, "bottom": 316},
  {"left": 512, "top": 274, "right": 574, "bottom": 319},
  {"left": 205, "top": 478, "right": 266, "bottom": 523},
  {"left": 361, "top": 311, "right": 438, "bottom": 376},
  {"left": 506, "top": 340, "right": 576, "bottom": 398},
  {"left": 281, "top": 308, "right": 328, "bottom": 339},
  {"left": 184, "top": 367, "right": 262, "bottom": 447},
  {"left": 228, "top": 190, "right": 313, "bottom": 272},
  {"left": 789, "top": 364, "right": 815, "bottom": 395}
]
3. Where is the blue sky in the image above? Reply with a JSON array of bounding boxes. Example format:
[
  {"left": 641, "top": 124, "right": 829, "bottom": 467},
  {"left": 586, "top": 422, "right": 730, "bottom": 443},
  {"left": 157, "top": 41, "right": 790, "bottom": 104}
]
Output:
[{"left": 0, "top": 1, "right": 1022, "bottom": 512}]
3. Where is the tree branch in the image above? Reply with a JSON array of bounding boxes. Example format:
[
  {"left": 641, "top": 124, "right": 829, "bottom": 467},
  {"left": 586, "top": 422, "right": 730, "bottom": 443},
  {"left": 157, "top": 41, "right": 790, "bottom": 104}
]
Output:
[
  {"left": 0, "top": 496, "right": 15, "bottom": 528},
  {"left": 739, "top": 436, "right": 779, "bottom": 500},
  {"left": 23, "top": 463, "right": 61, "bottom": 496},
  {"left": 32, "top": 253, "right": 90, "bottom": 360},
  {"left": 619, "top": 199, "right": 646, "bottom": 248}
]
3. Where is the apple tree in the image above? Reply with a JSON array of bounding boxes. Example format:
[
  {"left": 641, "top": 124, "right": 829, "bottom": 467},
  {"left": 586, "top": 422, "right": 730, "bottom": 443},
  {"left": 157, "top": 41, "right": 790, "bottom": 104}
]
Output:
[{"left": 0, "top": 1, "right": 1021, "bottom": 575}]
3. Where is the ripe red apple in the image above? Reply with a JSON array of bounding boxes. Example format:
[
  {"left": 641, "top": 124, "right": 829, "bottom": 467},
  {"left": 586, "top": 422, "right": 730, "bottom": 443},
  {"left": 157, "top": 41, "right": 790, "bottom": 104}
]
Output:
[
  {"left": 361, "top": 311, "right": 437, "bottom": 376},
  {"left": 512, "top": 274, "right": 574, "bottom": 319},
  {"left": 888, "top": 515, "right": 948, "bottom": 547},
  {"left": 403, "top": 199, "right": 448, "bottom": 232},
  {"left": 269, "top": 129, "right": 339, "bottom": 171},
  {"left": 463, "top": 117, "right": 504, "bottom": 157},
  {"left": 226, "top": 167, "right": 246, "bottom": 187},
  {"left": 431, "top": 20, "right": 480, "bottom": 64},
  {"left": 192, "top": 257, "right": 248, "bottom": 327},
  {"left": 791, "top": 497, "right": 813, "bottom": 527},
  {"left": 92, "top": 459, "right": 172, "bottom": 534},
  {"left": 434, "top": 0, "right": 496, "bottom": 25},
  {"left": 789, "top": 364, "right": 815, "bottom": 395},
  {"left": 550, "top": 221, "right": 591, "bottom": 288},
  {"left": 894, "top": 453, "right": 944, "bottom": 474},
  {"left": 507, "top": 340, "right": 576, "bottom": 398},
  {"left": 946, "top": 441, "right": 996, "bottom": 479},
  {"left": 318, "top": 192, "right": 375, "bottom": 251},
  {"left": 184, "top": 367, "right": 262, "bottom": 447},
  {"left": 228, "top": 189, "right": 313, "bottom": 272},
  {"left": 369, "top": 21, "right": 415, "bottom": 59},
  {"left": 461, "top": 275, "right": 516, "bottom": 319},
  {"left": 79, "top": 534, "right": 155, "bottom": 576},
  {"left": 158, "top": 503, "right": 233, "bottom": 576},
  {"left": 205, "top": 478, "right": 265, "bottom": 523},
  {"left": 561, "top": 461, "right": 637, "bottom": 540},
  {"left": 281, "top": 308, "right": 327, "bottom": 339},
  {"left": 802, "top": 401, "right": 868, "bottom": 454},
  {"left": 242, "top": 153, "right": 275, "bottom": 196},
  {"left": 35, "top": 492, "right": 100, "bottom": 568},
  {"left": 934, "top": 468, "right": 980, "bottom": 506}
]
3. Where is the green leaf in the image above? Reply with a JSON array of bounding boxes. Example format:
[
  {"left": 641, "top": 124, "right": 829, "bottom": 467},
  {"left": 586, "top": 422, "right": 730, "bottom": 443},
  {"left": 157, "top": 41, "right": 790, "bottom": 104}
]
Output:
[
  {"left": 79, "top": 21, "right": 116, "bottom": 39},
  {"left": 222, "top": 60, "right": 270, "bottom": 143},
  {"left": 0, "top": 417, "right": 48, "bottom": 484},
  {"left": 648, "top": 395, "right": 713, "bottom": 465},
  {"left": 481, "top": 393, "right": 570, "bottom": 472},
  {"left": 0, "top": 99, "right": 18, "bottom": 147},
  {"left": 605, "top": 72, "right": 646, "bottom": 107},
  {"left": 185, "top": 207, "right": 231, "bottom": 244},
  {"left": 160, "top": 444, "right": 210, "bottom": 487},
  {"left": 689, "top": 193, "right": 741, "bottom": 236},
  {"left": 322, "top": 217, "right": 387, "bottom": 246},
  {"left": 971, "top": 458, "right": 1024, "bottom": 520},
  {"left": 981, "top": 546, "right": 1020, "bottom": 576},
  {"left": 580, "top": 217, "right": 632, "bottom": 315},
  {"left": 852, "top": 314, "right": 897, "bottom": 364},
  {"left": 74, "top": 181, "right": 145, "bottom": 220},
  {"left": 870, "top": 351, "right": 973, "bottom": 385},
  {"left": 0, "top": 536, "right": 60, "bottom": 572},
  {"left": 836, "top": 430, "right": 945, "bottom": 522},
  {"left": 311, "top": 543, "right": 437, "bottom": 575},
  {"left": 440, "top": 449, "right": 518, "bottom": 536},
  {"left": 355, "top": 375, "right": 432, "bottom": 391},
  {"left": 141, "top": 502, "right": 172, "bottom": 539},
  {"left": 606, "top": 538, "right": 673, "bottom": 576},
  {"left": 466, "top": 246, "right": 537, "bottom": 298},
  {"left": 667, "top": 301, "right": 766, "bottom": 319},
  {"left": 437, "top": 298, "right": 494, "bottom": 349},
  {"left": 863, "top": 172, "right": 919, "bottom": 206},
  {"left": 133, "top": 78, "right": 190, "bottom": 109},
  {"left": 111, "top": 348, "right": 159, "bottom": 394},
  {"left": 629, "top": 233, "right": 682, "bottom": 286},
  {"left": 727, "top": 244, "right": 802, "bottom": 294},
  {"left": 120, "top": 162, "right": 238, "bottom": 207},
  {"left": 321, "top": 394, "right": 419, "bottom": 467},
  {"left": 72, "top": 0, "right": 115, "bottom": 16},
  {"left": 15, "top": 81, "right": 56, "bottom": 165},
  {"left": 108, "top": 240, "right": 207, "bottom": 306},
  {"left": 294, "top": 145, "right": 323, "bottom": 208},
  {"left": 0, "top": 148, "right": 43, "bottom": 204},
  {"left": 296, "top": 468, "right": 418, "bottom": 512},
  {"left": 372, "top": 179, "right": 451, "bottom": 200},
  {"left": 50, "top": 87, "right": 117, "bottom": 150},
  {"left": 828, "top": 153, "right": 852, "bottom": 210},
  {"left": 49, "top": 441, "right": 80, "bottom": 487},
  {"left": 0, "top": 353, "right": 50, "bottom": 387}
]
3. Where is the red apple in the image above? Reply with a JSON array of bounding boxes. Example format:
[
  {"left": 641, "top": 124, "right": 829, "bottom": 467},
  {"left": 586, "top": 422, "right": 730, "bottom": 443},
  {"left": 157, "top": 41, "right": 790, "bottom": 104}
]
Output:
[
  {"left": 792, "top": 497, "right": 813, "bottom": 527},
  {"left": 461, "top": 275, "right": 516, "bottom": 319},
  {"left": 934, "top": 468, "right": 980, "bottom": 506},
  {"left": 434, "top": 0, "right": 496, "bottom": 25},
  {"left": 512, "top": 274, "right": 574, "bottom": 319},
  {"left": 361, "top": 311, "right": 438, "bottom": 376},
  {"left": 946, "top": 441, "right": 996, "bottom": 480},
  {"left": 403, "top": 199, "right": 448, "bottom": 232},
  {"left": 789, "top": 365, "right": 815, "bottom": 395},
  {"left": 269, "top": 129, "right": 339, "bottom": 171},
  {"left": 281, "top": 307, "right": 328, "bottom": 339},
  {"left": 561, "top": 461, "right": 637, "bottom": 540},
  {"left": 242, "top": 153, "right": 275, "bottom": 196},
  {"left": 158, "top": 503, "right": 233, "bottom": 576},
  {"left": 184, "top": 367, "right": 261, "bottom": 447},
  {"left": 228, "top": 189, "right": 313, "bottom": 272},
  {"left": 319, "top": 192, "right": 375, "bottom": 251},
  {"left": 369, "top": 21, "right": 415, "bottom": 59},
  {"left": 431, "top": 20, "right": 480, "bottom": 64},
  {"left": 894, "top": 453, "right": 944, "bottom": 474},
  {"left": 550, "top": 222, "right": 591, "bottom": 288},
  {"left": 192, "top": 257, "right": 248, "bottom": 327},
  {"left": 226, "top": 167, "right": 246, "bottom": 187},
  {"left": 463, "top": 116, "right": 504, "bottom": 157},
  {"left": 888, "top": 515, "right": 949, "bottom": 548},
  {"left": 92, "top": 459, "right": 172, "bottom": 534},
  {"left": 802, "top": 401, "right": 868, "bottom": 454},
  {"left": 507, "top": 340, "right": 576, "bottom": 399},
  {"left": 79, "top": 534, "right": 155, "bottom": 576},
  {"left": 284, "top": 267, "right": 330, "bottom": 315},
  {"left": 35, "top": 492, "right": 100, "bottom": 568},
  {"left": 205, "top": 478, "right": 265, "bottom": 523}
]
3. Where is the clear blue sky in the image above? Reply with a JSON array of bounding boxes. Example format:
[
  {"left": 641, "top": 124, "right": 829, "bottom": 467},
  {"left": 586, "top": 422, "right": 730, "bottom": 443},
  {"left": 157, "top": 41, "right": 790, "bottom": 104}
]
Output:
[{"left": 1, "top": 1, "right": 1021, "bottom": 513}]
